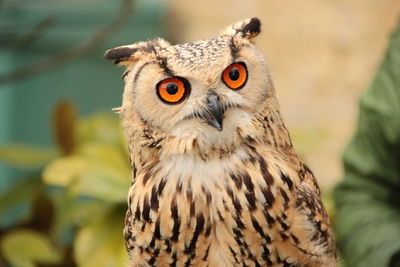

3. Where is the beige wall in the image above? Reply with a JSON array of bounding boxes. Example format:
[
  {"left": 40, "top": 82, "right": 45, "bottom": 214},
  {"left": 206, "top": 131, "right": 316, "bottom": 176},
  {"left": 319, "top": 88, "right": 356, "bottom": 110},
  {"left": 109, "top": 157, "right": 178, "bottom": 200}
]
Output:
[{"left": 167, "top": 0, "right": 400, "bottom": 188}]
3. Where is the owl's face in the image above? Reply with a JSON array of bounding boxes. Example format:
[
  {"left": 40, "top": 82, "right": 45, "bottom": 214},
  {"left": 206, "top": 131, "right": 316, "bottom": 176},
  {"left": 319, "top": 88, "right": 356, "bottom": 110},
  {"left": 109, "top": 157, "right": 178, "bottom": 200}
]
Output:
[{"left": 106, "top": 18, "right": 274, "bottom": 149}]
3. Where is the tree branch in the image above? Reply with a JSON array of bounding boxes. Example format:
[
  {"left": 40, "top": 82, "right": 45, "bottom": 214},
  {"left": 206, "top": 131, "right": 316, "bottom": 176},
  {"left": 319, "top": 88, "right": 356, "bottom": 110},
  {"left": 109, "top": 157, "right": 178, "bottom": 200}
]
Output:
[{"left": 0, "top": 0, "right": 134, "bottom": 85}]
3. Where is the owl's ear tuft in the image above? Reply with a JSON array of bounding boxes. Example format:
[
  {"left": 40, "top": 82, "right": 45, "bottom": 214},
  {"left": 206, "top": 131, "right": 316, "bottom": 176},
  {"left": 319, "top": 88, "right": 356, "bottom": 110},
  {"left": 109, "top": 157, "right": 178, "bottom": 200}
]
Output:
[
  {"left": 104, "top": 46, "right": 139, "bottom": 65},
  {"left": 104, "top": 39, "right": 171, "bottom": 65},
  {"left": 223, "top": 17, "right": 261, "bottom": 41},
  {"left": 241, "top": 17, "right": 261, "bottom": 39}
]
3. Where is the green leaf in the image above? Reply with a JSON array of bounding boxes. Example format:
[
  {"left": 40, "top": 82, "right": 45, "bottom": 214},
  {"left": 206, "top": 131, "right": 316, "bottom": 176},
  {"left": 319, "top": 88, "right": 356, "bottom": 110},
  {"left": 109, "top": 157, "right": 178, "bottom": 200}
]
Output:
[
  {"left": 70, "top": 168, "right": 130, "bottom": 203},
  {"left": 43, "top": 144, "right": 130, "bottom": 202},
  {"left": 42, "top": 156, "right": 88, "bottom": 186},
  {"left": 0, "top": 178, "right": 42, "bottom": 228},
  {"left": 1, "top": 229, "right": 62, "bottom": 267},
  {"left": 77, "top": 142, "right": 130, "bottom": 172},
  {"left": 290, "top": 127, "right": 328, "bottom": 158},
  {"left": 78, "top": 113, "right": 122, "bottom": 145},
  {"left": 50, "top": 192, "right": 113, "bottom": 242},
  {"left": 77, "top": 112, "right": 129, "bottom": 157},
  {"left": 74, "top": 206, "right": 128, "bottom": 267},
  {"left": 0, "top": 143, "right": 57, "bottom": 169}
]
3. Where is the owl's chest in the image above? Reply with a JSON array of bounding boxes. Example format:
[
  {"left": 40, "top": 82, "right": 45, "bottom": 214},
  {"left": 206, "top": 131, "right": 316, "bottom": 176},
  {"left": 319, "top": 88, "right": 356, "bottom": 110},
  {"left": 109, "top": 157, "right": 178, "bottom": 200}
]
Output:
[{"left": 126, "top": 147, "right": 300, "bottom": 266}]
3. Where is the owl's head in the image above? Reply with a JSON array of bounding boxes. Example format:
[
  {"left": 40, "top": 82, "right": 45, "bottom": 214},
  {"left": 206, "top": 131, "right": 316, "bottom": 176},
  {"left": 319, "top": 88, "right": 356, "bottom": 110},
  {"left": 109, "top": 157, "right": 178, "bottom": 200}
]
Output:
[{"left": 105, "top": 18, "right": 277, "bottom": 155}]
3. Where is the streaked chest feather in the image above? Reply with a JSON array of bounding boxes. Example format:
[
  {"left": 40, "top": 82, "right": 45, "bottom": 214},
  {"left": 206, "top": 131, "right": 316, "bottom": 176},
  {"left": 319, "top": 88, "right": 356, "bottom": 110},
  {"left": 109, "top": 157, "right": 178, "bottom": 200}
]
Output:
[{"left": 125, "top": 144, "right": 335, "bottom": 267}]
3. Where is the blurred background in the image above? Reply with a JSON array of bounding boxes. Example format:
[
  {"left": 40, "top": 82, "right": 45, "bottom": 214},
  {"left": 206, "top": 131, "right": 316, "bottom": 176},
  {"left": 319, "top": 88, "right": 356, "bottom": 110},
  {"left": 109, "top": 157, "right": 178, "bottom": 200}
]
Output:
[{"left": 0, "top": 0, "right": 399, "bottom": 266}]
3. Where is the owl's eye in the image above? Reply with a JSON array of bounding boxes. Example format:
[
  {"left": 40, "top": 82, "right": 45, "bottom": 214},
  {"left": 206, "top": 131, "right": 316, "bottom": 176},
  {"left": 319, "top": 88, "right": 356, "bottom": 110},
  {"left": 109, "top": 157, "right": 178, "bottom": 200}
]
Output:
[
  {"left": 222, "top": 62, "right": 248, "bottom": 90},
  {"left": 156, "top": 77, "right": 190, "bottom": 104}
]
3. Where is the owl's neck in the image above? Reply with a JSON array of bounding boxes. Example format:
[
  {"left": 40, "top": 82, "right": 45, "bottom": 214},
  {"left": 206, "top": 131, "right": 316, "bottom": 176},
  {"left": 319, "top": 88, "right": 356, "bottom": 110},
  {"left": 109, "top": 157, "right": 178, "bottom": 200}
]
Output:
[{"left": 124, "top": 103, "right": 296, "bottom": 176}]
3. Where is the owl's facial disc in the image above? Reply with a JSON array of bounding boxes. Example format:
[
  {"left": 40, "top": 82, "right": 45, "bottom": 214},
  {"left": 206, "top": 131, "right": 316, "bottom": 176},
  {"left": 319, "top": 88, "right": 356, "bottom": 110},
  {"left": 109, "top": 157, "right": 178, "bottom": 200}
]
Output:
[{"left": 182, "top": 62, "right": 250, "bottom": 132}]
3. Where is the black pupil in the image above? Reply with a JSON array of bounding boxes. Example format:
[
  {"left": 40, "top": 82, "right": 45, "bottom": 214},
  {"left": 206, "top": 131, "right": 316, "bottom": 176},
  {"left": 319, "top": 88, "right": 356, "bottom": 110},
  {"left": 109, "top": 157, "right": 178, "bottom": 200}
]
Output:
[
  {"left": 229, "top": 68, "right": 240, "bottom": 81},
  {"left": 166, "top": 83, "right": 179, "bottom": 95}
]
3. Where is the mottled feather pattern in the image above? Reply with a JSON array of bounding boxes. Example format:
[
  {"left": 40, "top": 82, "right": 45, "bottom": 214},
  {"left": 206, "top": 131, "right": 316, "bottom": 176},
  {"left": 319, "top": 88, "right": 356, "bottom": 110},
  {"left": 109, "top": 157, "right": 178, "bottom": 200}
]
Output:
[
  {"left": 105, "top": 17, "right": 336, "bottom": 267},
  {"left": 123, "top": 106, "right": 335, "bottom": 267}
]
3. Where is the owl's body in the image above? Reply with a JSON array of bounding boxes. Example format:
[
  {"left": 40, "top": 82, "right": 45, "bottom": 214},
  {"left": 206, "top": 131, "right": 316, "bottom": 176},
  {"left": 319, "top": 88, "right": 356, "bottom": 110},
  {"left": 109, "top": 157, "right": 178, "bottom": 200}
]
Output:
[{"left": 105, "top": 18, "right": 336, "bottom": 266}]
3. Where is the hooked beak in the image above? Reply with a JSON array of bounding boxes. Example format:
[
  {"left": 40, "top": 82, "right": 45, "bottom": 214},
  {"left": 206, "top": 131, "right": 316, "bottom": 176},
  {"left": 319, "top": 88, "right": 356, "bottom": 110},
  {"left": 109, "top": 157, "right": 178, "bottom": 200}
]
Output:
[{"left": 204, "top": 92, "right": 223, "bottom": 131}]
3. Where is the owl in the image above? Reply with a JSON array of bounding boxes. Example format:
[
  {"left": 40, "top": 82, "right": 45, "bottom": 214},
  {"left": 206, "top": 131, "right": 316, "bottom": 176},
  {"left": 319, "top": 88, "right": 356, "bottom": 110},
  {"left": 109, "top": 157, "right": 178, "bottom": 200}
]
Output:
[{"left": 104, "top": 18, "right": 336, "bottom": 267}]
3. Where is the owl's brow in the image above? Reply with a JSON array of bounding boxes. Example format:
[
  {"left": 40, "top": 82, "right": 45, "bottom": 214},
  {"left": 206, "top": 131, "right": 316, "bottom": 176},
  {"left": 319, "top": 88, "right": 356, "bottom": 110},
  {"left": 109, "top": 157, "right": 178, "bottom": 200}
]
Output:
[
  {"left": 133, "top": 62, "right": 151, "bottom": 84},
  {"left": 229, "top": 38, "right": 240, "bottom": 61},
  {"left": 140, "top": 40, "right": 174, "bottom": 76},
  {"left": 121, "top": 70, "right": 130, "bottom": 80},
  {"left": 133, "top": 60, "right": 175, "bottom": 85},
  {"left": 157, "top": 56, "right": 174, "bottom": 76}
]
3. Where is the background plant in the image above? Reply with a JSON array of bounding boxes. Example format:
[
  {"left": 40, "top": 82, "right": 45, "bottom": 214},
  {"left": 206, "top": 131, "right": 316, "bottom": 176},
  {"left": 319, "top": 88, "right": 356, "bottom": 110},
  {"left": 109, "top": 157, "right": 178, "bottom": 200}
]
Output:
[{"left": 0, "top": 101, "right": 131, "bottom": 267}]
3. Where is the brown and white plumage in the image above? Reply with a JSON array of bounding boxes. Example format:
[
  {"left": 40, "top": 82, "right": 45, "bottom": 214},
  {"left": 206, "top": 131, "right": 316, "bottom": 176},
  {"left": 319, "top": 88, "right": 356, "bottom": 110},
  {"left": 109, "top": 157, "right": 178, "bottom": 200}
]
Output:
[{"left": 105, "top": 18, "right": 336, "bottom": 267}]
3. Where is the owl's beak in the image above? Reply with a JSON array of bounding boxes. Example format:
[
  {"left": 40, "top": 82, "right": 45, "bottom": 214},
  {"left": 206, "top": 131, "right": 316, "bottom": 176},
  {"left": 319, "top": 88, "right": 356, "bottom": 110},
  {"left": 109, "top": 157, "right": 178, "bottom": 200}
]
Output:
[{"left": 205, "top": 92, "right": 223, "bottom": 131}]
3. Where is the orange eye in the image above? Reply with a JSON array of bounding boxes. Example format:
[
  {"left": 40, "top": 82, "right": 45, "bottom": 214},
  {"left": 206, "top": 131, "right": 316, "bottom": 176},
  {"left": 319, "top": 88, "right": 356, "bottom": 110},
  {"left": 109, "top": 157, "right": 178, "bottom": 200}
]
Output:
[
  {"left": 222, "top": 62, "right": 248, "bottom": 90},
  {"left": 156, "top": 77, "right": 190, "bottom": 104}
]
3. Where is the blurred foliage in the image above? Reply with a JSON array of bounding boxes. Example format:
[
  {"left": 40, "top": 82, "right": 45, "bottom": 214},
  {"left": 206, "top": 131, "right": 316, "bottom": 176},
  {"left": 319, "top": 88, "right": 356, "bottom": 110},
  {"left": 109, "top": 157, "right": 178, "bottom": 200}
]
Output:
[
  {"left": 1, "top": 230, "right": 62, "bottom": 267},
  {"left": 0, "top": 145, "right": 56, "bottom": 170},
  {"left": 292, "top": 128, "right": 336, "bottom": 226},
  {"left": 0, "top": 101, "right": 130, "bottom": 267},
  {"left": 291, "top": 127, "right": 328, "bottom": 159}
]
